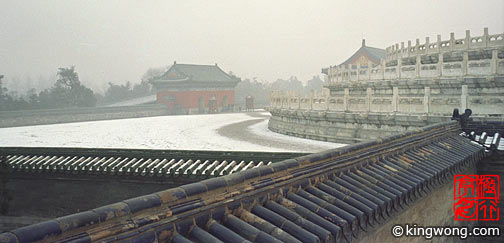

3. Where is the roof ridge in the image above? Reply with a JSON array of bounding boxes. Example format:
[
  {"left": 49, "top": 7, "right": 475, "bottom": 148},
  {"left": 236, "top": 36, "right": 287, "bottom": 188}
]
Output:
[{"left": 174, "top": 63, "right": 217, "bottom": 67}]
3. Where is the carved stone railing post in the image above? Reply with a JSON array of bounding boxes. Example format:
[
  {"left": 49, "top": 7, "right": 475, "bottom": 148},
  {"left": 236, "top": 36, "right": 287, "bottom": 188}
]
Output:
[
  {"left": 463, "top": 51, "right": 469, "bottom": 76},
  {"left": 483, "top": 27, "right": 489, "bottom": 47},
  {"left": 438, "top": 52, "right": 444, "bottom": 76},
  {"left": 415, "top": 38, "right": 420, "bottom": 56},
  {"left": 415, "top": 55, "right": 421, "bottom": 77},
  {"left": 424, "top": 87, "right": 430, "bottom": 113},
  {"left": 461, "top": 85, "right": 468, "bottom": 111},
  {"left": 425, "top": 36, "right": 430, "bottom": 53},
  {"left": 401, "top": 42, "right": 405, "bottom": 57},
  {"left": 392, "top": 87, "right": 399, "bottom": 112},
  {"left": 436, "top": 35, "right": 441, "bottom": 53},
  {"left": 450, "top": 32, "right": 455, "bottom": 52},
  {"left": 344, "top": 88, "right": 349, "bottom": 112},
  {"left": 407, "top": 40, "right": 412, "bottom": 57},
  {"left": 465, "top": 30, "right": 471, "bottom": 50}
]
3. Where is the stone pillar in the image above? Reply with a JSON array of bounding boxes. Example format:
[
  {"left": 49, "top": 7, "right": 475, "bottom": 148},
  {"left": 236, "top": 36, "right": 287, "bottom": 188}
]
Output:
[
  {"left": 407, "top": 40, "right": 412, "bottom": 57},
  {"left": 436, "top": 35, "right": 441, "bottom": 53},
  {"left": 438, "top": 52, "right": 444, "bottom": 77},
  {"left": 392, "top": 87, "right": 399, "bottom": 112},
  {"left": 415, "top": 55, "right": 421, "bottom": 77},
  {"left": 344, "top": 88, "right": 349, "bottom": 112},
  {"left": 366, "top": 87, "right": 372, "bottom": 112},
  {"left": 465, "top": 30, "right": 471, "bottom": 50},
  {"left": 491, "top": 49, "right": 498, "bottom": 74},
  {"left": 415, "top": 38, "right": 420, "bottom": 55},
  {"left": 424, "top": 87, "right": 430, "bottom": 113},
  {"left": 425, "top": 37, "right": 430, "bottom": 53},
  {"left": 463, "top": 51, "right": 469, "bottom": 76},
  {"left": 461, "top": 85, "right": 468, "bottom": 111},
  {"left": 450, "top": 32, "right": 455, "bottom": 51},
  {"left": 483, "top": 27, "right": 489, "bottom": 47}
]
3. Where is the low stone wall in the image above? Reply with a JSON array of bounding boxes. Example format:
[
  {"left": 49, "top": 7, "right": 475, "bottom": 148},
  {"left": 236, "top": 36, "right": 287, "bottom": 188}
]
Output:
[
  {"left": 268, "top": 108, "right": 451, "bottom": 143},
  {"left": 0, "top": 104, "right": 170, "bottom": 128}
]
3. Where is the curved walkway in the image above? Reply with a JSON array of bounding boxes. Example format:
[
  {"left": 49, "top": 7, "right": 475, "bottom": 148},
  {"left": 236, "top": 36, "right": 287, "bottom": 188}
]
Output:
[{"left": 217, "top": 112, "right": 343, "bottom": 152}]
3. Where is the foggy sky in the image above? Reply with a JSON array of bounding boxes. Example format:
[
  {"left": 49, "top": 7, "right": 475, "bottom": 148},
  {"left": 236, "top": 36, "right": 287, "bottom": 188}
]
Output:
[{"left": 1, "top": 0, "right": 503, "bottom": 92}]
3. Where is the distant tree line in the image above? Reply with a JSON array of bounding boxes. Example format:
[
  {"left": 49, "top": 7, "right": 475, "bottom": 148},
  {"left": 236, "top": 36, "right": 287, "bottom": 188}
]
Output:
[
  {"left": 0, "top": 67, "right": 96, "bottom": 111},
  {"left": 0, "top": 66, "right": 163, "bottom": 111},
  {"left": 1, "top": 66, "right": 325, "bottom": 111}
]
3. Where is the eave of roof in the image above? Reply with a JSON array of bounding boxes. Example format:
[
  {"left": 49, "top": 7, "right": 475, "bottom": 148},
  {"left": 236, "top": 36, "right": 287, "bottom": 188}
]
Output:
[{"left": 340, "top": 45, "right": 386, "bottom": 66}]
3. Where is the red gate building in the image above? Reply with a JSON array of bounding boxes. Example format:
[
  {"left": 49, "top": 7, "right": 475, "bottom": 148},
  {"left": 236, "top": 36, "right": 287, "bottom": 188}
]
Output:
[{"left": 152, "top": 62, "right": 240, "bottom": 114}]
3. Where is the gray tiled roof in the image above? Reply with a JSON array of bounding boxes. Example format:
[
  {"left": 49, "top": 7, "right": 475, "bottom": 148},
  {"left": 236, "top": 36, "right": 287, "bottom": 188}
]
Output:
[
  {"left": 340, "top": 45, "right": 386, "bottom": 66},
  {"left": 154, "top": 63, "right": 240, "bottom": 83}
]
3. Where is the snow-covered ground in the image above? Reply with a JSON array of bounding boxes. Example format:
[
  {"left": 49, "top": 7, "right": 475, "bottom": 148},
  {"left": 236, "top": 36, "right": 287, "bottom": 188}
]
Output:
[{"left": 0, "top": 112, "right": 344, "bottom": 152}]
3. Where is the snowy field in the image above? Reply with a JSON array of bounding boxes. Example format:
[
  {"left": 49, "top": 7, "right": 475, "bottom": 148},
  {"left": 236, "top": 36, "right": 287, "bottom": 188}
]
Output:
[{"left": 0, "top": 111, "right": 344, "bottom": 152}]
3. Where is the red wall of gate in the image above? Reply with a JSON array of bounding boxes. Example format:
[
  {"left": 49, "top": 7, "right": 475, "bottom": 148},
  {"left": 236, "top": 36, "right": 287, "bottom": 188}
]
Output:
[{"left": 157, "top": 90, "right": 235, "bottom": 109}]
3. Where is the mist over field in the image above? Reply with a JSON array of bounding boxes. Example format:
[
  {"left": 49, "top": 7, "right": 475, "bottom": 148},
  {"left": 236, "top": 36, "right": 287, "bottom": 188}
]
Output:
[{"left": 1, "top": 0, "right": 502, "bottom": 96}]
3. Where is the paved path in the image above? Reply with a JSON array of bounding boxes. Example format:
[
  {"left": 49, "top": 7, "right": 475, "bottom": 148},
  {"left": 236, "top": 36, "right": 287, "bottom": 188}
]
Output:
[{"left": 217, "top": 112, "right": 341, "bottom": 152}]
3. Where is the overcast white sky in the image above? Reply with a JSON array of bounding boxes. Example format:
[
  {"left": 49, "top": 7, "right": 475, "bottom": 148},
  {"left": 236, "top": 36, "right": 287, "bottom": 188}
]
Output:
[{"left": 1, "top": 0, "right": 503, "bottom": 92}]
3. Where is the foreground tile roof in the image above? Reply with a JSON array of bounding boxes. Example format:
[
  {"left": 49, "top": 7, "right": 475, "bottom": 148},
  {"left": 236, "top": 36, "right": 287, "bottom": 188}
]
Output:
[{"left": 0, "top": 121, "right": 487, "bottom": 242}]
